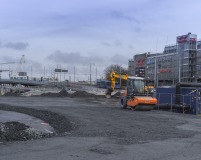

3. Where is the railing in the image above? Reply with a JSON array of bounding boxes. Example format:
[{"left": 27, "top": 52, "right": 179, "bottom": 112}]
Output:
[{"left": 156, "top": 93, "right": 197, "bottom": 114}]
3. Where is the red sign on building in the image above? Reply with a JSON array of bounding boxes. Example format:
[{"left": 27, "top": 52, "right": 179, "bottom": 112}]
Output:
[{"left": 177, "top": 35, "right": 187, "bottom": 43}]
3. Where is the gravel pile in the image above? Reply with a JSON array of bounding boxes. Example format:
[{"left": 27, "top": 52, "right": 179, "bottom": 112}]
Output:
[
  {"left": 40, "top": 88, "right": 71, "bottom": 97},
  {"left": 70, "top": 91, "right": 97, "bottom": 98},
  {"left": 3, "top": 92, "right": 21, "bottom": 97},
  {"left": 0, "top": 105, "right": 75, "bottom": 142},
  {"left": 0, "top": 121, "right": 52, "bottom": 142}
]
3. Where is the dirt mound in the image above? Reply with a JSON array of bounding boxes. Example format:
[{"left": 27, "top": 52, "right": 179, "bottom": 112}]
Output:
[
  {"left": 0, "top": 121, "right": 52, "bottom": 142},
  {"left": 0, "top": 105, "right": 74, "bottom": 142},
  {"left": 58, "top": 88, "right": 71, "bottom": 97},
  {"left": 40, "top": 92, "right": 58, "bottom": 97},
  {"left": 40, "top": 88, "right": 70, "bottom": 97},
  {"left": 71, "top": 91, "right": 96, "bottom": 98}
]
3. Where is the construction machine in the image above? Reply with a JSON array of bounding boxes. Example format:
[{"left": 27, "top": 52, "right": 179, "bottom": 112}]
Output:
[
  {"left": 105, "top": 71, "right": 157, "bottom": 110},
  {"left": 144, "top": 85, "right": 155, "bottom": 93}
]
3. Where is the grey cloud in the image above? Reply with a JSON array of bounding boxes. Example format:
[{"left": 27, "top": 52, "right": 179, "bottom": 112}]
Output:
[
  {"left": 134, "top": 27, "right": 141, "bottom": 33},
  {"left": 114, "top": 40, "right": 122, "bottom": 47},
  {"left": 1, "top": 56, "right": 18, "bottom": 63},
  {"left": 3, "top": 42, "right": 29, "bottom": 50},
  {"left": 47, "top": 51, "right": 105, "bottom": 64},
  {"left": 110, "top": 11, "right": 139, "bottom": 23},
  {"left": 109, "top": 54, "right": 128, "bottom": 65},
  {"left": 27, "top": 60, "right": 44, "bottom": 74},
  {"left": 101, "top": 42, "right": 111, "bottom": 47},
  {"left": 128, "top": 45, "right": 134, "bottom": 49}
]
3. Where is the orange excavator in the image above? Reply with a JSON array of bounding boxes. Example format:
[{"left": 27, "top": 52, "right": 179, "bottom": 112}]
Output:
[{"left": 105, "top": 71, "right": 157, "bottom": 110}]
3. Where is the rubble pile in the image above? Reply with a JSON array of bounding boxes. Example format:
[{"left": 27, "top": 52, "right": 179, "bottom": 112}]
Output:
[
  {"left": 3, "top": 92, "right": 21, "bottom": 97},
  {"left": 58, "top": 88, "right": 71, "bottom": 97},
  {"left": 0, "top": 121, "right": 51, "bottom": 142},
  {"left": 40, "top": 89, "right": 70, "bottom": 97},
  {"left": 0, "top": 105, "right": 74, "bottom": 142},
  {"left": 70, "top": 91, "right": 97, "bottom": 98}
]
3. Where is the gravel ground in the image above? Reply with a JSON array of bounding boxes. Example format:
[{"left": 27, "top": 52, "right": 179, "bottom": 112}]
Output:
[
  {"left": 1, "top": 96, "right": 201, "bottom": 160},
  {"left": 0, "top": 96, "right": 199, "bottom": 144}
]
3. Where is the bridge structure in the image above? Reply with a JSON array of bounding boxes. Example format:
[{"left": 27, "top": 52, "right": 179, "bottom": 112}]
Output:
[{"left": 0, "top": 79, "right": 48, "bottom": 86}]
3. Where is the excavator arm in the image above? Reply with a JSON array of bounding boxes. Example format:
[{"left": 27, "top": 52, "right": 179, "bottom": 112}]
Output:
[{"left": 105, "top": 71, "right": 128, "bottom": 98}]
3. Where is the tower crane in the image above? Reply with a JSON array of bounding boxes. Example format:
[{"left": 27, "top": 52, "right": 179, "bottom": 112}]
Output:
[
  {"left": 10, "top": 55, "right": 28, "bottom": 79},
  {"left": 0, "top": 62, "right": 15, "bottom": 79}
]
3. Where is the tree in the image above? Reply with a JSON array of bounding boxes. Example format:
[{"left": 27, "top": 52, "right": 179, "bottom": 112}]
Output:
[{"left": 104, "top": 64, "right": 128, "bottom": 86}]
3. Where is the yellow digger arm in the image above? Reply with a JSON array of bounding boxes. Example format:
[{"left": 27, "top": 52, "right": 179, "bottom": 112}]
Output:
[{"left": 110, "top": 70, "right": 128, "bottom": 91}]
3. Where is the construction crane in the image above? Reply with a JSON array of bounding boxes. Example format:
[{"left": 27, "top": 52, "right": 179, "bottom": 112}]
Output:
[
  {"left": 0, "top": 62, "right": 15, "bottom": 79},
  {"left": 15, "top": 55, "right": 26, "bottom": 74},
  {"left": 10, "top": 55, "right": 28, "bottom": 79}
]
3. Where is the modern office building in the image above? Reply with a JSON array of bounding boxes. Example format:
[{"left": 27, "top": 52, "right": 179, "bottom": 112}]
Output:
[
  {"left": 146, "top": 52, "right": 176, "bottom": 86},
  {"left": 128, "top": 59, "right": 135, "bottom": 76},
  {"left": 134, "top": 53, "right": 147, "bottom": 77},
  {"left": 177, "top": 33, "right": 197, "bottom": 82},
  {"left": 128, "top": 52, "right": 151, "bottom": 77},
  {"left": 128, "top": 32, "right": 201, "bottom": 86},
  {"left": 197, "top": 40, "right": 201, "bottom": 82}
]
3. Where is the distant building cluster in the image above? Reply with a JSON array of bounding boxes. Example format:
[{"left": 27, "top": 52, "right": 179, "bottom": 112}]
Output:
[{"left": 128, "top": 32, "right": 201, "bottom": 86}]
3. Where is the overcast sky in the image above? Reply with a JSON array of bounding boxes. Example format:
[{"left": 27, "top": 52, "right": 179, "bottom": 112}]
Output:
[{"left": 0, "top": 0, "right": 201, "bottom": 80}]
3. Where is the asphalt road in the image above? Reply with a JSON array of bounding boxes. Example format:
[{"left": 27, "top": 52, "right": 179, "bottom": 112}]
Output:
[{"left": 1, "top": 96, "right": 201, "bottom": 160}]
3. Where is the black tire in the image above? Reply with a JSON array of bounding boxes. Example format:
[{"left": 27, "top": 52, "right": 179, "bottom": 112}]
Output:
[{"left": 122, "top": 99, "right": 127, "bottom": 109}]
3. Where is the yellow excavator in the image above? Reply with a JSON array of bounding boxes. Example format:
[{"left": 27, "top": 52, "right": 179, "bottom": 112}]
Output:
[
  {"left": 144, "top": 85, "right": 155, "bottom": 93},
  {"left": 105, "top": 71, "right": 157, "bottom": 110}
]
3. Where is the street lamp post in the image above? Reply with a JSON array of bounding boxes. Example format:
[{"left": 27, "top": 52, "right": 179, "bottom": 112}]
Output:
[
  {"left": 89, "top": 63, "right": 96, "bottom": 85},
  {"left": 90, "top": 63, "right": 92, "bottom": 85},
  {"left": 154, "top": 56, "right": 158, "bottom": 87},
  {"left": 120, "top": 66, "right": 122, "bottom": 88}
]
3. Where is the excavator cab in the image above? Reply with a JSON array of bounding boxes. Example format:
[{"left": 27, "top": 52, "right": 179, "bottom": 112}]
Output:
[{"left": 127, "top": 77, "right": 145, "bottom": 97}]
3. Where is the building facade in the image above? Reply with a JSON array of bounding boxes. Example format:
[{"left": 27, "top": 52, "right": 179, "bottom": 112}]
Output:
[
  {"left": 146, "top": 52, "right": 177, "bottom": 86},
  {"left": 197, "top": 40, "right": 201, "bottom": 82},
  {"left": 128, "top": 53, "right": 149, "bottom": 77},
  {"left": 177, "top": 33, "right": 197, "bottom": 82},
  {"left": 128, "top": 59, "right": 135, "bottom": 76},
  {"left": 134, "top": 53, "right": 147, "bottom": 77},
  {"left": 128, "top": 33, "right": 201, "bottom": 86}
]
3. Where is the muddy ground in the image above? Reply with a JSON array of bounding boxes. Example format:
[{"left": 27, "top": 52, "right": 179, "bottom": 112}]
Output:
[{"left": 1, "top": 96, "right": 201, "bottom": 160}]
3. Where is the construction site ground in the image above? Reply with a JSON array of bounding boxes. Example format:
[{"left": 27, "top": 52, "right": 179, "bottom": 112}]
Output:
[{"left": 1, "top": 94, "right": 201, "bottom": 159}]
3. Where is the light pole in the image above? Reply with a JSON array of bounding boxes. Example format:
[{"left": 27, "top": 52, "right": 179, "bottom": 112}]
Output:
[
  {"left": 89, "top": 63, "right": 95, "bottom": 85},
  {"left": 96, "top": 66, "right": 97, "bottom": 82},
  {"left": 31, "top": 66, "right": 32, "bottom": 80},
  {"left": 90, "top": 63, "right": 91, "bottom": 84},
  {"left": 154, "top": 56, "right": 158, "bottom": 87},
  {"left": 44, "top": 66, "right": 46, "bottom": 80},
  {"left": 120, "top": 66, "right": 122, "bottom": 88},
  {"left": 60, "top": 64, "right": 62, "bottom": 82},
  {"left": 74, "top": 66, "right": 75, "bottom": 82}
]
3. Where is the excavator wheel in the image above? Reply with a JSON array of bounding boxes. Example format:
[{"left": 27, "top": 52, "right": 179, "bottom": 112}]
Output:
[
  {"left": 123, "top": 103, "right": 127, "bottom": 109},
  {"left": 121, "top": 98, "right": 127, "bottom": 109}
]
